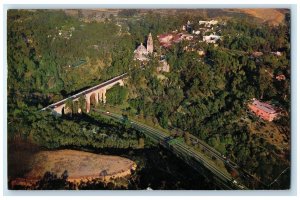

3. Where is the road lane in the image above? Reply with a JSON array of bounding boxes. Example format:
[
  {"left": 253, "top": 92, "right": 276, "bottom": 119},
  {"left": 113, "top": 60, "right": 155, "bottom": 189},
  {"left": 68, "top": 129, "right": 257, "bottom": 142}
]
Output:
[{"left": 93, "top": 108, "right": 247, "bottom": 190}]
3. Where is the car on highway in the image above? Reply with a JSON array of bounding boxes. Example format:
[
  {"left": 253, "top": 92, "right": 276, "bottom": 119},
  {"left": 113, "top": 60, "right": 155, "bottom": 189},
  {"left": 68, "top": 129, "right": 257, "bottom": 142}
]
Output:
[
  {"left": 164, "top": 136, "right": 173, "bottom": 143},
  {"left": 238, "top": 184, "right": 245, "bottom": 189},
  {"left": 191, "top": 139, "right": 198, "bottom": 145}
]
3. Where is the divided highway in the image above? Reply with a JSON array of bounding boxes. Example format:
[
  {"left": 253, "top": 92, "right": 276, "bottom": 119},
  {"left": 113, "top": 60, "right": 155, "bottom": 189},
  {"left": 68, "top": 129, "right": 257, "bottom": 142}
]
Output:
[{"left": 93, "top": 108, "right": 248, "bottom": 190}]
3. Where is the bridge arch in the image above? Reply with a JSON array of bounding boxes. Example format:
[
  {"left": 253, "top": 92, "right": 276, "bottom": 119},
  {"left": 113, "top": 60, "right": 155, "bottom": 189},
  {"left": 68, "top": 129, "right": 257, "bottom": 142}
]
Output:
[
  {"left": 61, "top": 106, "right": 65, "bottom": 115},
  {"left": 43, "top": 73, "right": 127, "bottom": 114}
]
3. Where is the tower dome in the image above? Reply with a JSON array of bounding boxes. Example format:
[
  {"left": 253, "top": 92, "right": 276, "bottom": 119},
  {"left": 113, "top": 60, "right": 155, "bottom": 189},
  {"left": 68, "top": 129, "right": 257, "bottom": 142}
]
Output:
[
  {"left": 135, "top": 43, "right": 147, "bottom": 54},
  {"left": 133, "top": 43, "right": 148, "bottom": 61}
]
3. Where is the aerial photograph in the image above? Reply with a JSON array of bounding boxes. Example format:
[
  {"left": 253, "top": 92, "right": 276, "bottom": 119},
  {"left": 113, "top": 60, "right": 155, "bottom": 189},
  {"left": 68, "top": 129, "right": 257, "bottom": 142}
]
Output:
[{"left": 7, "top": 8, "right": 291, "bottom": 190}]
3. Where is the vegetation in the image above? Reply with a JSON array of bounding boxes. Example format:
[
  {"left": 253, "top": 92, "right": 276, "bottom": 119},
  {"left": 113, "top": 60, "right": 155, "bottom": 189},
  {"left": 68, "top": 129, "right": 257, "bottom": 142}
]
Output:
[
  {"left": 106, "top": 84, "right": 128, "bottom": 105},
  {"left": 125, "top": 14, "right": 290, "bottom": 185},
  {"left": 7, "top": 10, "right": 135, "bottom": 98},
  {"left": 7, "top": 9, "right": 290, "bottom": 189}
]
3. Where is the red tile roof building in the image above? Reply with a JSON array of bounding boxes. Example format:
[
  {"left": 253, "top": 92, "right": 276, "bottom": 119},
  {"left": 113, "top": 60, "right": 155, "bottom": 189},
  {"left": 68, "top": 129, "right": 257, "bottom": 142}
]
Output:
[
  {"left": 275, "top": 74, "right": 286, "bottom": 81},
  {"left": 157, "top": 33, "right": 194, "bottom": 48},
  {"left": 157, "top": 33, "right": 182, "bottom": 48},
  {"left": 248, "top": 99, "right": 280, "bottom": 122}
]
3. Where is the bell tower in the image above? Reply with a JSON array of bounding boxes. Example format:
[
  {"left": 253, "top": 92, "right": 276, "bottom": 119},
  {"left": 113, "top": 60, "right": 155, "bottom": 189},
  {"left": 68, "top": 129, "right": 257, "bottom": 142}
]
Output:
[{"left": 147, "top": 33, "right": 153, "bottom": 54}]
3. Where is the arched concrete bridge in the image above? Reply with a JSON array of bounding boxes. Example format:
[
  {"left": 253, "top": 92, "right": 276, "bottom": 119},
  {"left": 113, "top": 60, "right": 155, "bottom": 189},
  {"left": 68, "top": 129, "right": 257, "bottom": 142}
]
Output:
[{"left": 42, "top": 73, "right": 127, "bottom": 114}]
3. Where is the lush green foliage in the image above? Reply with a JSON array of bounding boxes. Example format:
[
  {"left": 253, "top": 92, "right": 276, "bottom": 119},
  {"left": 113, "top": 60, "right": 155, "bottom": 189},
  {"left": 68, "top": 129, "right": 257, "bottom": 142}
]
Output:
[
  {"left": 106, "top": 84, "right": 128, "bottom": 105},
  {"left": 9, "top": 107, "right": 148, "bottom": 150},
  {"left": 7, "top": 10, "right": 135, "bottom": 98},
  {"left": 7, "top": 10, "right": 290, "bottom": 187},
  {"left": 126, "top": 14, "right": 290, "bottom": 184}
]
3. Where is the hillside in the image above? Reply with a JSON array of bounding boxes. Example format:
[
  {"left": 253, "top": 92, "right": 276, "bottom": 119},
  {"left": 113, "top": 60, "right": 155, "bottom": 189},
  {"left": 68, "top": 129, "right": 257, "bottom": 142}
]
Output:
[{"left": 225, "top": 9, "right": 287, "bottom": 26}]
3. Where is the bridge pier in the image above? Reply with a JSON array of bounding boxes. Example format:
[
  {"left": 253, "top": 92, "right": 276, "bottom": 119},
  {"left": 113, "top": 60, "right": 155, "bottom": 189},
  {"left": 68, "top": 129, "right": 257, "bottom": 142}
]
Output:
[
  {"left": 85, "top": 89, "right": 107, "bottom": 113},
  {"left": 95, "top": 93, "right": 99, "bottom": 104},
  {"left": 101, "top": 89, "right": 106, "bottom": 103},
  {"left": 85, "top": 94, "right": 91, "bottom": 113},
  {"left": 43, "top": 74, "right": 127, "bottom": 114}
]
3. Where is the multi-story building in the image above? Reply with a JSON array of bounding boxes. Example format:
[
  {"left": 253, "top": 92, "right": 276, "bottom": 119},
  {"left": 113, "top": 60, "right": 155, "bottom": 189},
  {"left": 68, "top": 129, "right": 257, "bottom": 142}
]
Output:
[{"left": 248, "top": 98, "right": 280, "bottom": 122}]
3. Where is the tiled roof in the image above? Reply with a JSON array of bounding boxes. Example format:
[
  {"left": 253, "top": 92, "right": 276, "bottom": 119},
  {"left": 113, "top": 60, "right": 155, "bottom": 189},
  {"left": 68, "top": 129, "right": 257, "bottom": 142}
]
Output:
[
  {"left": 252, "top": 100, "right": 277, "bottom": 114},
  {"left": 157, "top": 33, "right": 183, "bottom": 48}
]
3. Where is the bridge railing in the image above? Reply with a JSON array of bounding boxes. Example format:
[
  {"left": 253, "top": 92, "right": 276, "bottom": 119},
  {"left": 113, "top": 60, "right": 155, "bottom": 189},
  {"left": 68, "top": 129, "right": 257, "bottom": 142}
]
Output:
[{"left": 41, "top": 73, "right": 127, "bottom": 111}]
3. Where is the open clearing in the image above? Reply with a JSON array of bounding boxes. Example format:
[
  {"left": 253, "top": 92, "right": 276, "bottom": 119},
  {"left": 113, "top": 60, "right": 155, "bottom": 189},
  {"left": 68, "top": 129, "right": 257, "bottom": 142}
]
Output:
[
  {"left": 13, "top": 149, "right": 136, "bottom": 185},
  {"left": 226, "top": 9, "right": 286, "bottom": 25}
]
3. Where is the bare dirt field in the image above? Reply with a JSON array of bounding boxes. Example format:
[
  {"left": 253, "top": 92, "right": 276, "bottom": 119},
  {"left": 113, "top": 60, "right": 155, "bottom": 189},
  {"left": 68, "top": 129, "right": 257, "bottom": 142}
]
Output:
[
  {"left": 11, "top": 149, "right": 137, "bottom": 187},
  {"left": 226, "top": 9, "right": 286, "bottom": 25},
  {"left": 65, "top": 8, "right": 287, "bottom": 26}
]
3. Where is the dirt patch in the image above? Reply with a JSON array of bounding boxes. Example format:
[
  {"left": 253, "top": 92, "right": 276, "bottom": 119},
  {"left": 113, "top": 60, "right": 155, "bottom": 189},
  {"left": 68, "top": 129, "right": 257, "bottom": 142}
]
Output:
[
  {"left": 227, "top": 9, "right": 286, "bottom": 26},
  {"left": 11, "top": 149, "right": 136, "bottom": 187}
]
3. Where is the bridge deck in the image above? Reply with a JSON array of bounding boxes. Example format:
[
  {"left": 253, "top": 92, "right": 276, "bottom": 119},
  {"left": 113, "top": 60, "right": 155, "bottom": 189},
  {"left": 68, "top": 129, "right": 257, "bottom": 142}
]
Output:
[{"left": 42, "top": 73, "right": 127, "bottom": 110}]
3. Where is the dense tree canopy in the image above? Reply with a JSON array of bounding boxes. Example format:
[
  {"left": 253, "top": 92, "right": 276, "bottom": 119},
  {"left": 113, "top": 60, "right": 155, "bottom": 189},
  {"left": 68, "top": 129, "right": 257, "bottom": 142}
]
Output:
[
  {"left": 7, "top": 10, "right": 290, "bottom": 187},
  {"left": 106, "top": 84, "right": 128, "bottom": 105}
]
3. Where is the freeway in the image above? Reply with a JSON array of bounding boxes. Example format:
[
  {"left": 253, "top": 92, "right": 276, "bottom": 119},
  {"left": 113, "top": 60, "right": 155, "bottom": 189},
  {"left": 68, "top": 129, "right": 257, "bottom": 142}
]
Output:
[
  {"left": 189, "top": 135, "right": 238, "bottom": 168},
  {"left": 93, "top": 108, "right": 248, "bottom": 190}
]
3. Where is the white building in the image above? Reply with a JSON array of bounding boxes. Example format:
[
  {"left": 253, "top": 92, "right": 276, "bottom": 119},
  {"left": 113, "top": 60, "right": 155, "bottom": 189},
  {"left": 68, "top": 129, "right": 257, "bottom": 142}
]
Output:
[
  {"left": 133, "top": 33, "right": 153, "bottom": 61},
  {"left": 157, "top": 60, "right": 170, "bottom": 73},
  {"left": 202, "top": 34, "right": 221, "bottom": 44},
  {"left": 133, "top": 43, "right": 149, "bottom": 61},
  {"left": 180, "top": 34, "right": 193, "bottom": 41},
  {"left": 199, "top": 20, "right": 218, "bottom": 26},
  {"left": 271, "top": 51, "right": 282, "bottom": 57}
]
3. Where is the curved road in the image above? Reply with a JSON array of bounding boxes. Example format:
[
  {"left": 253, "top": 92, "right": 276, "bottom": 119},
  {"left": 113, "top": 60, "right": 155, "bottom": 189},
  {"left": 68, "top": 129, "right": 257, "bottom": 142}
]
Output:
[{"left": 93, "top": 108, "right": 248, "bottom": 190}]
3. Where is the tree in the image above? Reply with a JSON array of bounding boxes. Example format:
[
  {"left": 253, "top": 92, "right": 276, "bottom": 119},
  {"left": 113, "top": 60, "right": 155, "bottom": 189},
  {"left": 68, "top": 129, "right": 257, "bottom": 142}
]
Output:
[
  {"left": 36, "top": 171, "right": 69, "bottom": 190},
  {"left": 158, "top": 111, "right": 168, "bottom": 129},
  {"left": 65, "top": 99, "right": 73, "bottom": 116},
  {"left": 106, "top": 84, "right": 128, "bottom": 105},
  {"left": 184, "top": 132, "right": 191, "bottom": 146},
  {"left": 138, "top": 138, "right": 145, "bottom": 149},
  {"left": 78, "top": 95, "right": 86, "bottom": 113}
]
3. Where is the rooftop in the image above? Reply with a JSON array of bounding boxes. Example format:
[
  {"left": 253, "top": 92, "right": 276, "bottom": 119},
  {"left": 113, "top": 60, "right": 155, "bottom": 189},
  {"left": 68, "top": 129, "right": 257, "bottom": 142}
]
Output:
[
  {"left": 157, "top": 33, "right": 183, "bottom": 48},
  {"left": 251, "top": 99, "right": 277, "bottom": 114}
]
